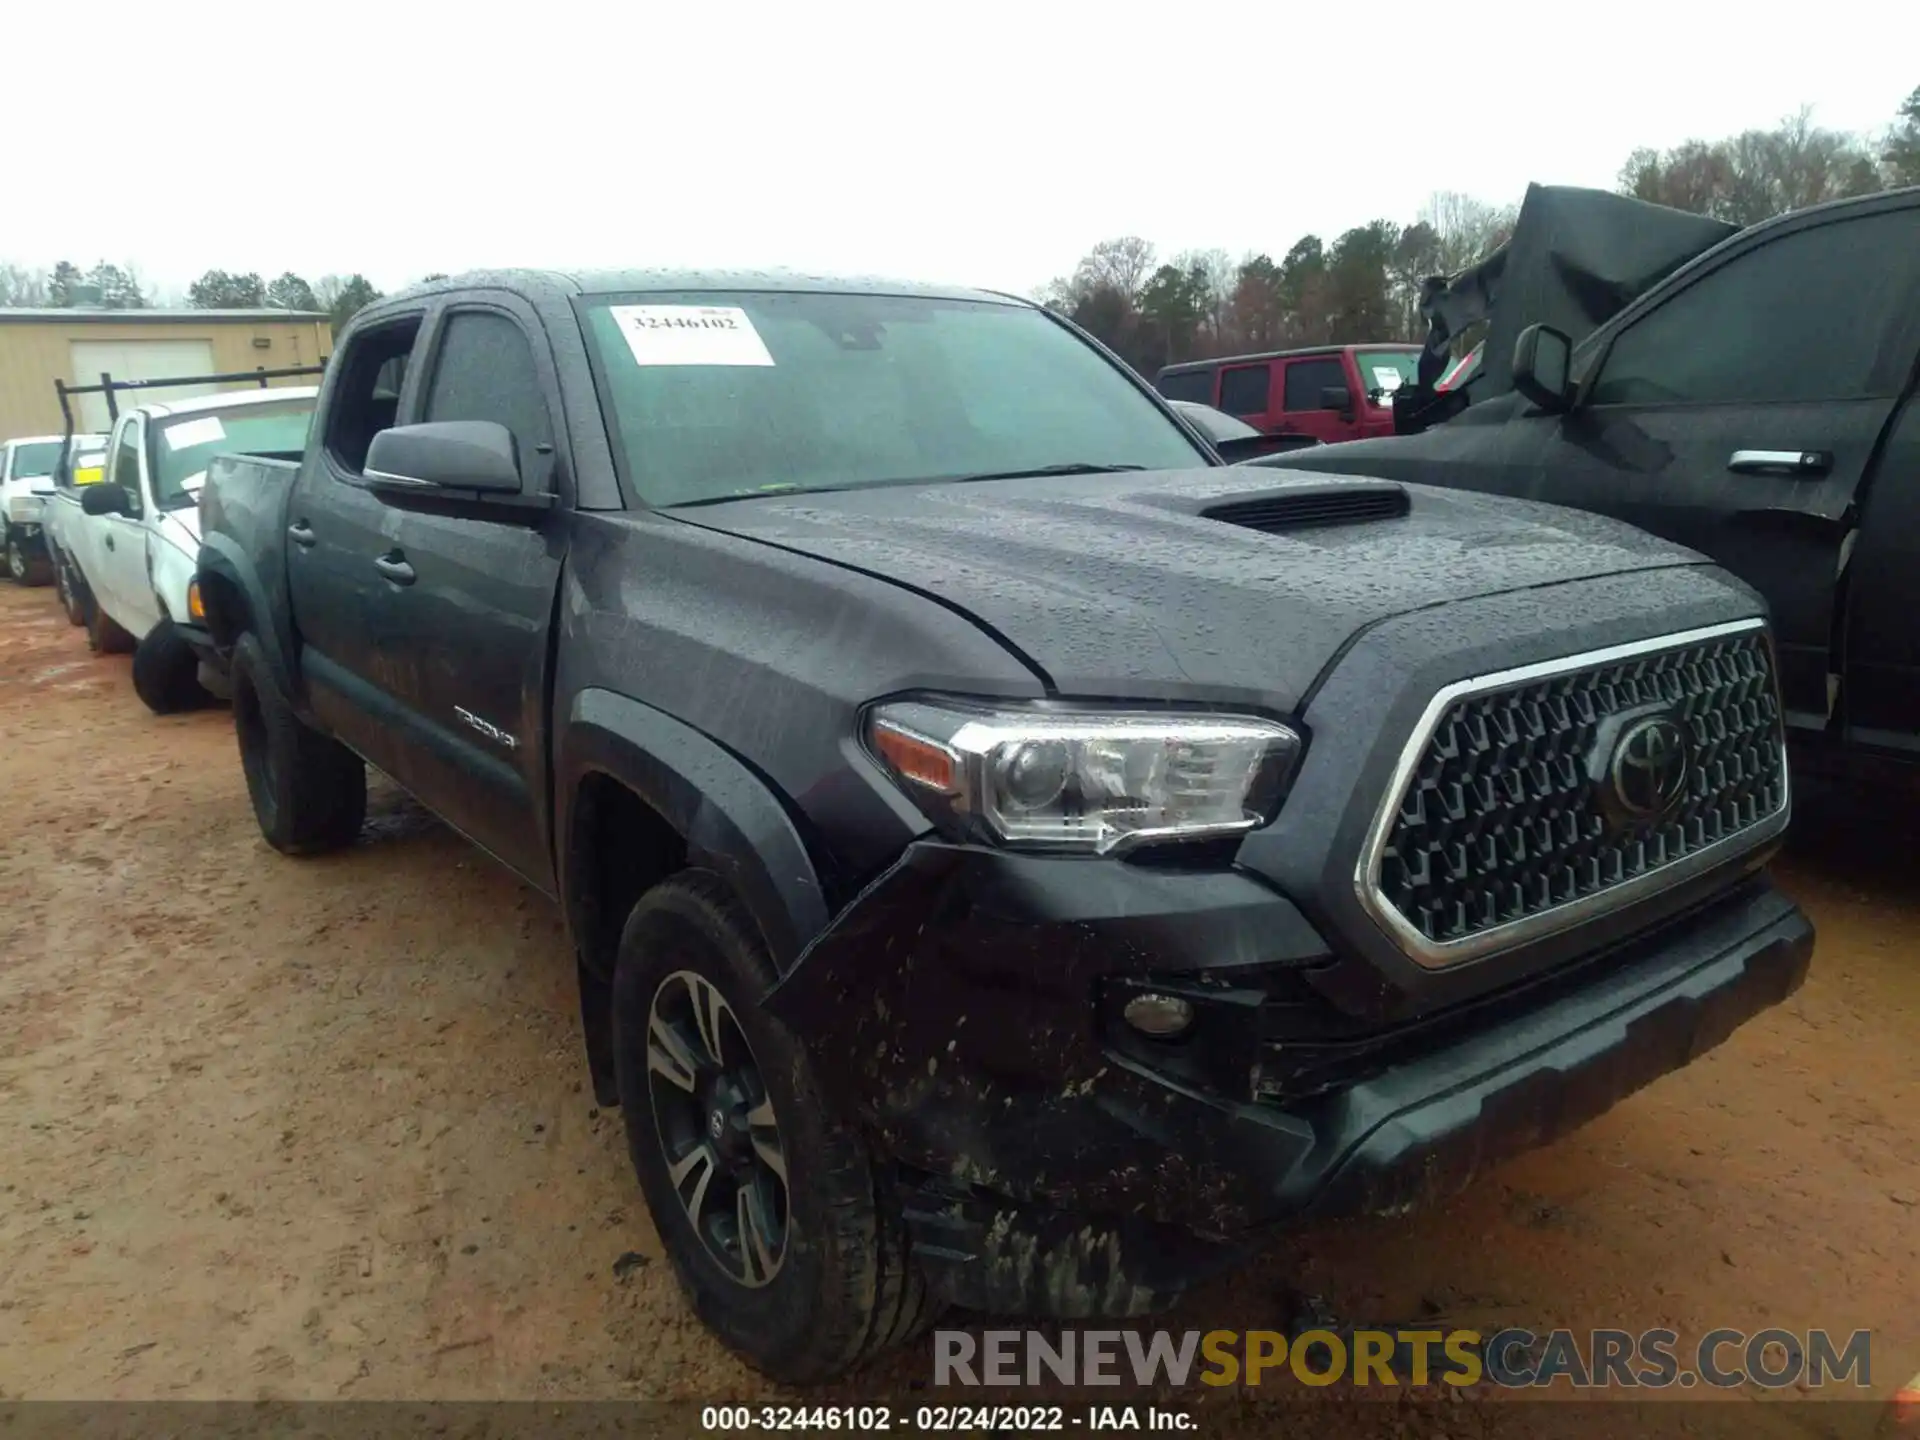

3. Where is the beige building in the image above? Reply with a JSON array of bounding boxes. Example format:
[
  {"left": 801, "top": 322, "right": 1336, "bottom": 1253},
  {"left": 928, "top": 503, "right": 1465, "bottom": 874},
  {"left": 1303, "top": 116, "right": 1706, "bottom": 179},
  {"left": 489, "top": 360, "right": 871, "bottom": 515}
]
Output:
[{"left": 0, "top": 309, "right": 331, "bottom": 439}]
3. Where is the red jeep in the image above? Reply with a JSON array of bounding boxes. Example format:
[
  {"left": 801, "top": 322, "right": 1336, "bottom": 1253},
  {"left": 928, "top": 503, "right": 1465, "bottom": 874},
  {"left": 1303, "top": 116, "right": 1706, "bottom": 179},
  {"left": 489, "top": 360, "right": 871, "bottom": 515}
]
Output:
[{"left": 1153, "top": 344, "right": 1421, "bottom": 444}]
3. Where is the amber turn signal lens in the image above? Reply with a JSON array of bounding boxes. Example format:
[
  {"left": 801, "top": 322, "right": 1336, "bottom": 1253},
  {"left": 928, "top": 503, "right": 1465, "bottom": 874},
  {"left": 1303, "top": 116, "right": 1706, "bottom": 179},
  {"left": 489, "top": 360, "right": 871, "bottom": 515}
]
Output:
[
  {"left": 187, "top": 581, "right": 205, "bottom": 622},
  {"left": 871, "top": 720, "right": 958, "bottom": 793}
]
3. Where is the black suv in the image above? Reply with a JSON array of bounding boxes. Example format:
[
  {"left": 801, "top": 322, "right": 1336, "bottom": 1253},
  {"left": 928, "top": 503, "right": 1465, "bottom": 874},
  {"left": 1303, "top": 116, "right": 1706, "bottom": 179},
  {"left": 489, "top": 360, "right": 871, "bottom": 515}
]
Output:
[{"left": 194, "top": 270, "right": 1814, "bottom": 1382}]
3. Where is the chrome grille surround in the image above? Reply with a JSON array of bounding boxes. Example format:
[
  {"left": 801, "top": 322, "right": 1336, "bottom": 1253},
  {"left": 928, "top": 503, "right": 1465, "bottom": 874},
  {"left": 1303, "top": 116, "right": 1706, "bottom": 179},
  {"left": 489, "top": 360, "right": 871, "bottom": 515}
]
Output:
[{"left": 1355, "top": 618, "right": 1791, "bottom": 970}]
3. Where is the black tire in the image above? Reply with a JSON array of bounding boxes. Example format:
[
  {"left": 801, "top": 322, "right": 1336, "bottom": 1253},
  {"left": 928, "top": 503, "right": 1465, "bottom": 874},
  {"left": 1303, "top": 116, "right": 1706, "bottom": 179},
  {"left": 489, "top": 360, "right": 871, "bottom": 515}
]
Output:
[
  {"left": 86, "top": 602, "right": 134, "bottom": 655},
  {"left": 5, "top": 528, "right": 51, "bottom": 587},
  {"left": 230, "top": 631, "right": 366, "bottom": 854},
  {"left": 131, "top": 618, "right": 212, "bottom": 714},
  {"left": 611, "top": 871, "right": 937, "bottom": 1384},
  {"left": 55, "top": 553, "right": 89, "bottom": 626}
]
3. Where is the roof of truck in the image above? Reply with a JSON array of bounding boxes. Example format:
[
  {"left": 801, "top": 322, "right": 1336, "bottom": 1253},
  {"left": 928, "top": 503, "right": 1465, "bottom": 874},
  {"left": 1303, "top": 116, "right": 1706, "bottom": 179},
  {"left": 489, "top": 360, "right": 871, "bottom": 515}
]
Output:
[
  {"left": 390, "top": 268, "right": 1029, "bottom": 307},
  {"left": 128, "top": 385, "right": 320, "bottom": 421},
  {"left": 1157, "top": 342, "right": 1421, "bottom": 377}
]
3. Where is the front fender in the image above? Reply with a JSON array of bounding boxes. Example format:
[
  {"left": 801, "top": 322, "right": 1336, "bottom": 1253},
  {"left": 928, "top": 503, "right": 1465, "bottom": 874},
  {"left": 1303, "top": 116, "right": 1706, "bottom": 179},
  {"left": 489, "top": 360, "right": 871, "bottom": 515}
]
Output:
[
  {"left": 556, "top": 687, "right": 831, "bottom": 978},
  {"left": 195, "top": 534, "right": 298, "bottom": 700}
]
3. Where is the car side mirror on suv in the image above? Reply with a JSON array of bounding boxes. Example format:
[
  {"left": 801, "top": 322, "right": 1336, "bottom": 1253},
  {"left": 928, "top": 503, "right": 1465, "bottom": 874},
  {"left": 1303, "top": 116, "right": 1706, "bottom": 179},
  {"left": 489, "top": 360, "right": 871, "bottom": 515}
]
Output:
[
  {"left": 80, "top": 482, "right": 132, "bottom": 518},
  {"left": 1318, "top": 384, "right": 1353, "bottom": 416},
  {"left": 1511, "top": 324, "right": 1575, "bottom": 413}
]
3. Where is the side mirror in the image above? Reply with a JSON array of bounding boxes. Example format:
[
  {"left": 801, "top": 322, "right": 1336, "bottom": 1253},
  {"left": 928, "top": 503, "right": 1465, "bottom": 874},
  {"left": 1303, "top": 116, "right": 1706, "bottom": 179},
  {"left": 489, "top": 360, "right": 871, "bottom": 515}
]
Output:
[
  {"left": 365, "top": 421, "right": 523, "bottom": 496},
  {"left": 1511, "top": 324, "right": 1574, "bottom": 413},
  {"left": 81, "top": 482, "right": 132, "bottom": 517},
  {"left": 1319, "top": 384, "right": 1353, "bottom": 415},
  {"left": 1212, "top": 435, "right": 1275, "bottom": 464}
]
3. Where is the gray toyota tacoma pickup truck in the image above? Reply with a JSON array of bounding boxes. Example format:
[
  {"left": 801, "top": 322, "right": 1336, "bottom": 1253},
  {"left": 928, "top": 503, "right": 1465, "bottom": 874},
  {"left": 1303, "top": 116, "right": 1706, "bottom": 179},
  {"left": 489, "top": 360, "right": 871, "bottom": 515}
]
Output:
[{"left": 194, "top": 269, "right": 1813, "bottom": 1383}]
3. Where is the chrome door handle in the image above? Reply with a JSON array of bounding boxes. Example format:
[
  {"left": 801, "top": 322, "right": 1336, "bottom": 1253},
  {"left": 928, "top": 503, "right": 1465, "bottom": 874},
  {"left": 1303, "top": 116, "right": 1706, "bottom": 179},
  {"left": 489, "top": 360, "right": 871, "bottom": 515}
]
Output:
[
  {"left": 1728, "top": 449, "right": 1831, "bottom": 476},
  {"left": 374, "top": 553, "right": 416, "bottom": 586}
]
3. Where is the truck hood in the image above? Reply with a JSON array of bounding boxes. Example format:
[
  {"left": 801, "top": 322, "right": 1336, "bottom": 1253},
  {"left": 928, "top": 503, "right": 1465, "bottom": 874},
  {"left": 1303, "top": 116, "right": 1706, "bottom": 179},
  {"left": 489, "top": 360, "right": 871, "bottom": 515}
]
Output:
[{"left": 672, "top": 467, "right": 1708, "bottom": 708}]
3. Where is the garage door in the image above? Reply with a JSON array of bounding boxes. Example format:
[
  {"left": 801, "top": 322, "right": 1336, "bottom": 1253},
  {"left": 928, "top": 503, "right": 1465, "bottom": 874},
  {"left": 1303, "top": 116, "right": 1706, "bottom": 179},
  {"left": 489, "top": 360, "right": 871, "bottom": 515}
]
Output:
[{"left": 68, "top": 339, "right": 218, "bottom": 431}]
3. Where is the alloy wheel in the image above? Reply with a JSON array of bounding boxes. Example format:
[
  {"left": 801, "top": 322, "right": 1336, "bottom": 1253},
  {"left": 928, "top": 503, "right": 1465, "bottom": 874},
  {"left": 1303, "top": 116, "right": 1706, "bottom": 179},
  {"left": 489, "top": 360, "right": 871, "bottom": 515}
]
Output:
[{"left": 646, "top": 969, "right": 789, "bottom": 1288}]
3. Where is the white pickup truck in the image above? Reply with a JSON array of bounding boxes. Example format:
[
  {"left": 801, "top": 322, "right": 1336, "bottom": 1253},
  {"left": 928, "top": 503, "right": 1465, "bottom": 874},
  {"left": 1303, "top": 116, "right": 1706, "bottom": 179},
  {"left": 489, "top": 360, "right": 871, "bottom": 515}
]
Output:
[
  {"left": 60, "top": 386, "right": 317, "bottom": 712},
  {"left": 41, "top": 435, "right": 111, "bottom": 620},
  {"left": 3, "top": 434, "right": 102, "bottom": 585}
]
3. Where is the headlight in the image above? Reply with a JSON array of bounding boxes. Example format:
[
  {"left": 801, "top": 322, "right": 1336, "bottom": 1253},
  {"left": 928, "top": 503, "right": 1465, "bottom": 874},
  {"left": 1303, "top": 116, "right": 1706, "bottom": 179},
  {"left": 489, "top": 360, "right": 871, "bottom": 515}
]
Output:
[{"left": 867, "top": 699, "right": 1301, "bottom": 855}]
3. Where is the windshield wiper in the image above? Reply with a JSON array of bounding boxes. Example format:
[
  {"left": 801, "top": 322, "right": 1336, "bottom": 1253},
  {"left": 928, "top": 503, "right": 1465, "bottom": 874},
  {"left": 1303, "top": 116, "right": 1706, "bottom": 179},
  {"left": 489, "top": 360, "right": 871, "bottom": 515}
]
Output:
[
  {"left": 945, "top": 462, "right": 1148, "bottom": 483},
  {"left": 664, "top": 463, "right": 1149, "bottom": 511}
]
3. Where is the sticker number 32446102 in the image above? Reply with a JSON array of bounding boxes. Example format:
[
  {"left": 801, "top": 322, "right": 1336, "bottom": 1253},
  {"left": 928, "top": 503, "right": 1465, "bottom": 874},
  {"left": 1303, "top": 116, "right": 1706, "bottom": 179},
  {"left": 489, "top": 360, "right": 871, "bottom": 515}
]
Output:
[{"left": 609, "top": 305, "right": 776, "bottom": 368}]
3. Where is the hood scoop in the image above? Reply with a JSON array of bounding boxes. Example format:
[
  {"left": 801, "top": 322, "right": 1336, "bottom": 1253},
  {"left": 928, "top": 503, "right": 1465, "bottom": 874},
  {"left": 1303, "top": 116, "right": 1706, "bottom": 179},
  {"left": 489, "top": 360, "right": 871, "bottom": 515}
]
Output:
[{"left": 1202, "top": 480, "right": 1410, "bottom": 534}]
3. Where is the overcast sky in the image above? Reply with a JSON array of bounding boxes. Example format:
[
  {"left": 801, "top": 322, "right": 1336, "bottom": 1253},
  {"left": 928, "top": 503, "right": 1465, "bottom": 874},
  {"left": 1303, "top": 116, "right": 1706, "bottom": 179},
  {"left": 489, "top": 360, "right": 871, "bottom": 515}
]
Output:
[{"left": 9, "top": 1, "right": 1916, "bottom": 301}]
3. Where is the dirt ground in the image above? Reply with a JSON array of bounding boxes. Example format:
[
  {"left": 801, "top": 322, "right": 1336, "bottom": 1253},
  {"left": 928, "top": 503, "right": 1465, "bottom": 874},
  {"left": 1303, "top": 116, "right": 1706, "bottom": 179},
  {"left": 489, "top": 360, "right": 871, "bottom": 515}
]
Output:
[{"left": 1, "top": 579, "right": 1915, "bottom": 1434}]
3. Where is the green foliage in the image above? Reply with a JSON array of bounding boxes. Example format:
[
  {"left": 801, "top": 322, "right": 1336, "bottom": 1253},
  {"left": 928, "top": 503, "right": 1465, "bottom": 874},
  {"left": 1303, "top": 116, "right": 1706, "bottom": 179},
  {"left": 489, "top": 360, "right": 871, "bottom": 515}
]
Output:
[
  {"left": 188, "top": 270, "right": 266, "bottom": 308},
  {"left": 265, "top": 272, "right": 320, "bottom": 311}
]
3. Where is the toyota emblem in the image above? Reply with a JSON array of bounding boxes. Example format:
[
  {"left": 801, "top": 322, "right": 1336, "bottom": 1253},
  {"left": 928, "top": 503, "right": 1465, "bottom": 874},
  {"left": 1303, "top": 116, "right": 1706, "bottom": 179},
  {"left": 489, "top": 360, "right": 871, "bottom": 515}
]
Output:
[{"left": 1610, "top": 715, "right": 1690, "bottom": 818}]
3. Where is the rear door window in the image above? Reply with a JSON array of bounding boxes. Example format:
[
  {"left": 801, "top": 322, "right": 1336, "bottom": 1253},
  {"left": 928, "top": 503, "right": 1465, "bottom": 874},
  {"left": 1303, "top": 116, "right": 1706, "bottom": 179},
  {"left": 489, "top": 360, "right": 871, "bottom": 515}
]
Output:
[
  {"left": 1282, "top": 357, "right": 1349, "bottom": 412},
  {"left": 1218, "top": 364, "right": 1272, "bottom": 417},
  {"left": 324, "top": 318, "right": 424, "bottom": 477}
]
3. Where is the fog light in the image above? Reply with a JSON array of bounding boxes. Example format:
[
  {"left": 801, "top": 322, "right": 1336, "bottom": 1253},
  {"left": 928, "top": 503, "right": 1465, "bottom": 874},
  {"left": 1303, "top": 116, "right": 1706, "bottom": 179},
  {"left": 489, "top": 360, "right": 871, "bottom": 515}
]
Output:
[{"left": 1122, "top": 993, "right": 1194, "bottom": 1038}]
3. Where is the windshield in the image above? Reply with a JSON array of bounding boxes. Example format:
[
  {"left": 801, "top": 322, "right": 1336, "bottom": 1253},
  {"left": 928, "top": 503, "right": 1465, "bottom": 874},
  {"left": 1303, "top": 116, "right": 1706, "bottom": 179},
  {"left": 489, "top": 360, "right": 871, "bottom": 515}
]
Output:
[
  {"left": 1354, "top": 349, "right": 1420, "bottom": 402},
  {"left": 9, "top": 441, "right": 63, "bottom": 480},
  {"left": 580, "top": 291, "right": 1209, "bottom": 506},
  {"left": 151, "top": 399, "right": 314, "bottom": 509}
]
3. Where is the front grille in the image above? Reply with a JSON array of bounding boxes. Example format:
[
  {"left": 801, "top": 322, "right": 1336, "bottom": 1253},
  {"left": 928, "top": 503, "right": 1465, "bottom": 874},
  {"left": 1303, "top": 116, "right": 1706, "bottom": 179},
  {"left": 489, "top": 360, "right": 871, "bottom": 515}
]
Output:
[{"left": 1365, "top": 622, "right": 1788, "bottom": 964}]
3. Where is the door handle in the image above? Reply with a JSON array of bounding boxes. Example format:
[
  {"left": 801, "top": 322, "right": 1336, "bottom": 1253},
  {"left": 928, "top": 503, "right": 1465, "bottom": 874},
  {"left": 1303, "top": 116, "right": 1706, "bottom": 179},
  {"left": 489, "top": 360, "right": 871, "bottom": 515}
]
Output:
[
  {"left": 374, "top": 552, "right": 416, "bottom": 586},
  {"left": 288, "top": 520, "right": 316, "bottom": 548},
  {"left": 1728, "top": 449, "right": 1832, "bottom": 476}
]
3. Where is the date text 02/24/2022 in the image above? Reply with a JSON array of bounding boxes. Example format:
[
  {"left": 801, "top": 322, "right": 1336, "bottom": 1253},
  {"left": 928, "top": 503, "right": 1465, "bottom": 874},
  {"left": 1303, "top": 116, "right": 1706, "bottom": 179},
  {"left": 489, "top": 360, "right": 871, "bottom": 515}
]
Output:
[{"left": 699, "top": 1404, "right": 1197, "bottom": 1431}]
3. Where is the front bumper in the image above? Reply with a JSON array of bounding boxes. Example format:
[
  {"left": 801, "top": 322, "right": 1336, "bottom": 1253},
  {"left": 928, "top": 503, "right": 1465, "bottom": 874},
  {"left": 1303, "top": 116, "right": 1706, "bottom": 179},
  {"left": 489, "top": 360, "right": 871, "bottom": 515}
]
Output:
[
  {"left": 176, "top": 621, "right": 232, "bottom": 700},
  {"left": 6, "top": 493, "right": 49, "bottom": 527},
  {"left": 770, "top": 843, "right": 1811, "bottom": 1315}
]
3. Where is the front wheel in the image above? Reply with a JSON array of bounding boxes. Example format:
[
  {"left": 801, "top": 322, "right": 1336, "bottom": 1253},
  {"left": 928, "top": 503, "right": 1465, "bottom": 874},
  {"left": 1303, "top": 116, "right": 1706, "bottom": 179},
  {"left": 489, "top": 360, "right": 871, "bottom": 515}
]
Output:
[
  {"left": 230, "top": 632, "right": 366, "bottom": 854},
  {"left": 131, "top": 619, "right": 212, "bottom": 714},
  {"left": 611, "top": 872, "right": 936, "bottom": 1384},
  {"left": 5, "top": 528, "right": 51, "bottom": 587}
]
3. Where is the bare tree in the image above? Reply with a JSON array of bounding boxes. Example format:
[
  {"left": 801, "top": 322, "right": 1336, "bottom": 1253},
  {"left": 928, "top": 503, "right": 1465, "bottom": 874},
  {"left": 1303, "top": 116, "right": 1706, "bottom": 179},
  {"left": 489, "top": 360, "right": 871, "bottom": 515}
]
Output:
[
  {"left": 1072, "top": 236, "right": 1157, "bottom": 303},
  {"left": 1620, "top": 107, "right": 1884, "bottom": 224},
  {"left": 1418, "top": 191, "right": 1517, "bottom": 278},
  {"left": 0, "top": 264, "right": 50, "bottom": 307}
]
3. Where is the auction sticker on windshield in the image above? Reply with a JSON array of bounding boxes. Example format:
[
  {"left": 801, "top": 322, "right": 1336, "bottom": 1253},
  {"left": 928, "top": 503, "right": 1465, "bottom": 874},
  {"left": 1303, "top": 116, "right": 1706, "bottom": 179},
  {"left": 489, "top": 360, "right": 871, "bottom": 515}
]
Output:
[
  {"left": 164, "top": 416, "right": 227, "bottom": 450},
  {"left": 609, "top": 305, "right": 775, "bottom": 367}
]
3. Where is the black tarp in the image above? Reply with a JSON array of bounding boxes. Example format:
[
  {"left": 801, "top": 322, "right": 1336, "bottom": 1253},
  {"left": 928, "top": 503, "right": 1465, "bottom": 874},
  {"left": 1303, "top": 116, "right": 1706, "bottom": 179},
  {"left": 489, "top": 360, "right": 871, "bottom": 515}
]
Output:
[{"left": 1401, "top": 184, "right": 1738, "bottom": 430}]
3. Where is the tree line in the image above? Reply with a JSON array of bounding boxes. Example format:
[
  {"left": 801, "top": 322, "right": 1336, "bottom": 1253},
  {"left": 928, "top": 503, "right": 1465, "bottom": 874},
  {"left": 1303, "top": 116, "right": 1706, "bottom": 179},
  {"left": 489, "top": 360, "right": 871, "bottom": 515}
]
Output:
[
  {"left": 1044, "top": 86, "right": 1920, "bottom": 377},
  {"left": 0, "top": 260, "right": 452, "bottom": 336}
]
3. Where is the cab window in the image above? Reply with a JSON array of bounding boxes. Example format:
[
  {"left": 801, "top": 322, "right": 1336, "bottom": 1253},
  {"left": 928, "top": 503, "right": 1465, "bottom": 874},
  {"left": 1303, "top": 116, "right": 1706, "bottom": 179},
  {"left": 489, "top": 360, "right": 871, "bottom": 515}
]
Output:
[{"left": 109, "top": 421, "right": 145, "bottom": 517}]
